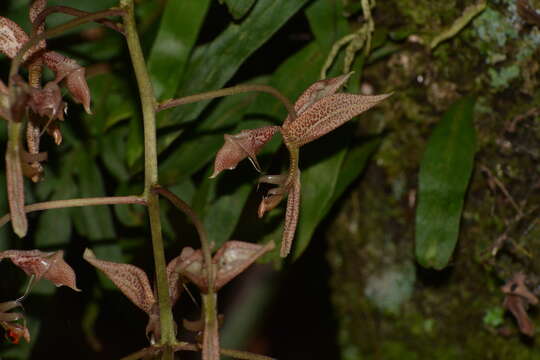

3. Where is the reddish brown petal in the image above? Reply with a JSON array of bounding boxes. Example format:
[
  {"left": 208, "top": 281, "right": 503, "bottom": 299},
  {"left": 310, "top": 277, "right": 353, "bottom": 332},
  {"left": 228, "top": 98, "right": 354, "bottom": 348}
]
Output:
[
  {"left": 42, "top": 251, "right": 80, "bottom": 291},
  {"left": 6, "top": 145, "right": 27, "bottom": 238},
  {"left": 501, "top": 272, "right": 539, "bottom": 305},
  {"left": 0, "top": 17, "right": 30, "bottom": 59},
  {"left": 213, "top": 240, "right": 275, "bottom": 289},
  {"left": 27, "top": 81, "right": 66, "bottom": 120},
  {"left": 0, "top": 249, "right": 80, "bottom": 291},
  {"left": 210, "top": 126, "right": 279, "bottom": 178},
  {"left": 166, "top": 255, "right": 185, "bottom": 306},
  {"left": 258, "top": 193, "right": 284, "bottom": 218},
  {"left": 29, "top": 0, "right": 47, "bottom": 50},
  {"left": 282, "top": 92, "right": 392, "bottom": 147},
  {"left": 280, "top": 173, "right": 300, "bottom": 257},
  {"left": 83, "top": 249, "right": 155, "bottom": 314},
  {"left": 175, "top": 247, "right": 207, "bottom": 291},
  {"left": 283, "top": 72, "right": 353, "bottom": 126},
  {"left": 42, "top": 51, "right": 92, "bottom": 113},
  {"left": 503, "top": 294, "right": 535, "bottom": 336}
]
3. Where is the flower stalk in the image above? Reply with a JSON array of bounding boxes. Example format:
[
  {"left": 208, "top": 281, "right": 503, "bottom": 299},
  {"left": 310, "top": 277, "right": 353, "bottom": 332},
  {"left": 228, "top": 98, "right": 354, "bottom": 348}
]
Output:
[{"left": 120, "top": 0, "right": 174, "bottom": 354}]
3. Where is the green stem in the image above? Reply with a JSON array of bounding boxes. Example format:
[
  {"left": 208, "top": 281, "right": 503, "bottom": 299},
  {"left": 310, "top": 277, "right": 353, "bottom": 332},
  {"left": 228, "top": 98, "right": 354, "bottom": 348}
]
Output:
[
  {"left": 151, "top": 185, "right": 214, "bottom": 291},
  {"left": 202, "top": 293, "right": 219, "bottom": 360},
  {"left": 120, "top": 0, "right": 174, "bottom": 353},
  {"left": 0, "top": 195, "right": 146, "bottom": 228},
  {"left": 157, "top": 84, "right": 297, "bottom": 122}
]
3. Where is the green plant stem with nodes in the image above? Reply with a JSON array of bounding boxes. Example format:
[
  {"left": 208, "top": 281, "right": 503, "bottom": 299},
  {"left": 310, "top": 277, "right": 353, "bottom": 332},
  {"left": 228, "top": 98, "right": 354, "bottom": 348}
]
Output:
[
  {"left": 120, "top": 2, "right": 175, "bottom": 359},
  {"left": 0, "top": 196, "right": 146, "bottom": 228},
  {"left": 157, "top": 84, "right": 297, "bottom": 122}
]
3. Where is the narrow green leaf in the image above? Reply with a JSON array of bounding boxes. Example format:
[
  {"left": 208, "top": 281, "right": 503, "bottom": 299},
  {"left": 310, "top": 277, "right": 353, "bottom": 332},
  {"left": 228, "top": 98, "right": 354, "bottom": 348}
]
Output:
[
  {"left": 415, "top": 97, "right": 476, "bottom": 269},
  {"left": 35, "top": 175, "right": 77, "bottom": 247},
  {"left": 328, "top": 137, "right": 382, "bottom": 208},
  {"left": 126, "top": 114, "right": 144, "bottom": 168},
  {"left": 71, "top": 150, "right": 116, "bottom": 240},
  {"left": 162, "top": 0, "right": 308, "bottom": 128},
  {"left": 223, "top": 0, "right": 256, "bottom": 20},
  {"left": 114, "top": 183, "right": 145, "bottom": 228},
  {"left": 293, "top": 129, "right": 350, "bottom": 259},
  {"left": 204, "top": 180, "right": 252, "bottom": 248},
  {"left": 147, "top": 0, "right": 210, "bottom": 100},
  {"left": 100, "top": 126, "right": 130, "bottom": 182},
  {"left": 84, "top": 73, "right": 135, "bottom": 134},
  {"left": 306, "top": 0, "right": 349, "bottom": 54}
]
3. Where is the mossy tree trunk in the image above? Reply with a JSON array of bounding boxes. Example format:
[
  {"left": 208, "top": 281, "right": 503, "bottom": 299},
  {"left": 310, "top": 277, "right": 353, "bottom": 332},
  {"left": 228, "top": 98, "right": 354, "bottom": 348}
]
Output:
[{"left": 327, "top": 0, "right": 540, "bottom": 358}]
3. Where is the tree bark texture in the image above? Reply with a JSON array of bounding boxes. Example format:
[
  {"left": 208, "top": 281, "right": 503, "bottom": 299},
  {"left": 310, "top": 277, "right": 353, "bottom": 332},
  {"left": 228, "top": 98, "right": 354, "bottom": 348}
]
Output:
[{"left": 327, "top": 0, "right": 540, "bottom": 358}]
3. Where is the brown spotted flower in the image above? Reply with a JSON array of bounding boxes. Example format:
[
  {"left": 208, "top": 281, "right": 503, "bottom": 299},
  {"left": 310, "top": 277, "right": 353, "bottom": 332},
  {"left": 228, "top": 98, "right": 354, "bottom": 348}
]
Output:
[
  {"left": 0, "top": 249, "right": 80, "bottom": 291},
  {"left": 211, "top": 73, "right": 391, "bottom": 257},
  {"left": 84, "top": 240, "right": 273, "bottom": 344}
]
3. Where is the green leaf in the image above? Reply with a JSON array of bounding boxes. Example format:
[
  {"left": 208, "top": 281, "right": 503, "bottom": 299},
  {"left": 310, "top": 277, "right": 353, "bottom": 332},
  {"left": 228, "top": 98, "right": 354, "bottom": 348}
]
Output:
[
  {"left": 415, "top": 97, "right": 476, "bottom": 269},
  {"left": 162, "top": 0, "right": 309, "bottom": 128},
  {"left": 35, "top": 175, "right": 77, "bottom": 247},
  {"left": 147, "top": 0, "right": 210, "bottom": 100},
  {"left": 114, "top": 183, "right": 145, "bottom": 228},
  {"left": 71, "top": 150, "right": 116, "bottom": 240},
  {"left": 126, "top": 114, "right": 144, "bottom": 168},
  {"left": 306, "top": 0, "right": 349, "bottom": 54},
  {"left": 84, "top": 73, "right": 135, "bottom": 133},
  {"left": 204, "top": 178, "right": 252, "bottom": 248},
  {"left": 293, "top": 129, "right": 350, "bottom": 259},
  {"left": 100, "top": 126, "right": 130, "bottom": 182},
  {"left": 328, "top": 137, "right": 382, "bottom": 207},
  {"left": 222, "top": 0, "right": 256, "bottom": 20}
]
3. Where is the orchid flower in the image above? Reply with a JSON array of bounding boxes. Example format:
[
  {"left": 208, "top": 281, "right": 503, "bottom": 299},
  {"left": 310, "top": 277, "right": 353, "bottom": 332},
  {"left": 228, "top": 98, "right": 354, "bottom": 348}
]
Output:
[
  {"left": 0, "top": 249, "right": 81, "bottom": 342},
  {"left": 84, "top": 240, "right": 273, "bottom": 349},
  {"left": 0, "top": 249, "right": 80, "bottom": 291},
  {"left": 0, "top": 3, "right": 93, "bottom": 185},
  {"left": 211, "top": 73, "right": 392, "bottom": 257}
]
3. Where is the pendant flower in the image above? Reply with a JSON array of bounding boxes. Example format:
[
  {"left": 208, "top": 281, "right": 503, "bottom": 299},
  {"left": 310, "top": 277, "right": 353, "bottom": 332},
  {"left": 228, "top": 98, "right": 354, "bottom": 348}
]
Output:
[
  {"left": 0, "top": 249, "right": 80, "bottom": 291},
  {"left": 84, "top": 240, "right": 273, "bottom": 344},
  {"left": 211, "top": 73, "right": 391, "bottom": 257}
]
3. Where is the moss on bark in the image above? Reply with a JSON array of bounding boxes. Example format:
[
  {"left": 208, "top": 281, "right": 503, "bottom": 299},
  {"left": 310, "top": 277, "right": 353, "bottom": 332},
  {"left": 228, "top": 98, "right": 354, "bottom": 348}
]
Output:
[{"left": 328, "top": 1, "right": 540, "bottom": 358}]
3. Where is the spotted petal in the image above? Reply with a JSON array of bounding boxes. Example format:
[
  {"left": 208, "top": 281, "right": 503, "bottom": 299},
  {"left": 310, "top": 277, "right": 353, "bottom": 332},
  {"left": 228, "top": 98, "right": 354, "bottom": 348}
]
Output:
[
  {"left": 282, "top": 92, "right": 392, "bottom": 147},
  {"left": 283, "top": 72, "right": 353, "bottom": 126},
  {"left": 83, "top": 249, "right": 155, "bottom": 314},
  {"left": 211, "top": 126, "right": 279, "bottom": 178},
  {"left": 0, "top": 249, "right": 80, "bottom": 291}
]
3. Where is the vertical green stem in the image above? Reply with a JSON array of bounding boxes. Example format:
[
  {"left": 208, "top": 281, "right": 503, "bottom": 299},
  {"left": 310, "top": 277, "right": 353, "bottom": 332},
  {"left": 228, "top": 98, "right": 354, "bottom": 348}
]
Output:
[
  {"left": 202, "top": 293, "right": 219, "bottom": 360},
  {"left": 120, "top": 0, "right": 174, "bottom": 355}
]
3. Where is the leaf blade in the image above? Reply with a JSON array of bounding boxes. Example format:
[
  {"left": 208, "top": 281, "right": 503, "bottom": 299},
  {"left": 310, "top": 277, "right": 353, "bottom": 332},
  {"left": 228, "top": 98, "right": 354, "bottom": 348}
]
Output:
[{"left": 415, "top": 97, "right": 476, "bottom": 269}]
